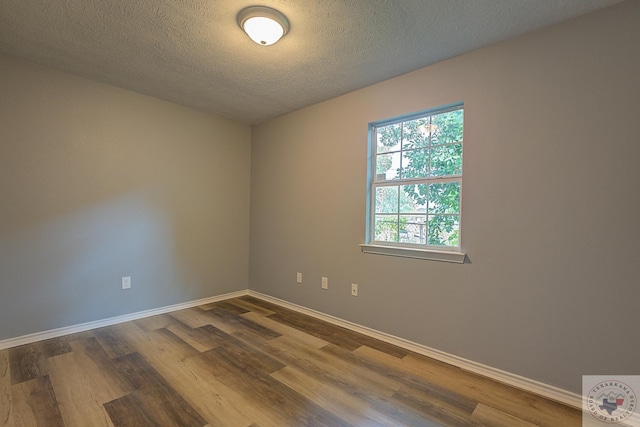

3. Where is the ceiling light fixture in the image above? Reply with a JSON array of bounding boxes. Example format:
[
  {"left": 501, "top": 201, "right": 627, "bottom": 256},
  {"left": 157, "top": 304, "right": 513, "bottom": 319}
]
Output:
[{"left": 237, "top": 6, "right": 289, "bottom": 46}]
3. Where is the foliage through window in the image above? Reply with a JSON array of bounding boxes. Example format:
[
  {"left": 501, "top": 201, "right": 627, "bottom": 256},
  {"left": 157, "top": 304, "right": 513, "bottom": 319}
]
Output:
[{"left": 368, "top": 105, "right": 463, "bottom": 250}]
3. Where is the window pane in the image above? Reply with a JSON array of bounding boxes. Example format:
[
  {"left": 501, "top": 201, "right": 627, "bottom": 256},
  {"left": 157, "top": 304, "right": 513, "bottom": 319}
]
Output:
[
  {"left": 400, "top": 184, "right": 427, "bottom": 213},
  {"left": 429, "top": 143, "right": 462, "bottom": 176},
  {"left": 431, "top": 110, "right": 464, "bottom": 144},
  {"left": 375, "top": 215, "right": 399, "bottom": 242},
  {"left": 370, "top": 105, "right": 463, "bottom": 250},
  {"left": 428, "top": 182, "right": 460, "bottom": 214},
  {"left": 399, "top": 215, "right": 426, "bottom": 244},
  {"left": 376, "top": 152, "right": 400, "bottom": 180},
  {"left": 401, "top": 148, "right": 429, "bottom": 179},
  {"left": 402, "top": 118, "right": 430, "bottom": 149},
  {"left": 427, "top": 215, "right": 460, "bottom": 247},
  {"left": 375, "top": 186, "right": 398, "bottom": 213},
  {"left": 376, "top": 123, "right": 401, "bottom": 153}
]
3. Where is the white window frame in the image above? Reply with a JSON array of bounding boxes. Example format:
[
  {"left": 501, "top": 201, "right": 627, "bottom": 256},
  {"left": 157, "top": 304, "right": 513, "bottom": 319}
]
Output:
[{"left": 361, "top": 103, "right": 467, "bottom": 263}]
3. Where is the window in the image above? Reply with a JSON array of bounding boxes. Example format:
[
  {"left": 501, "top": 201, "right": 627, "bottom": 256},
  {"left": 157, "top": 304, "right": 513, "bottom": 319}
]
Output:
[{"left": 362, "top": 104, "right": 465, "bottom": 262}]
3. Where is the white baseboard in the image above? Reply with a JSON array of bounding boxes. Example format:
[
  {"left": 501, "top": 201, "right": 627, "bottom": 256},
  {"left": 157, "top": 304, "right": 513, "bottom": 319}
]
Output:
[
  {"left": 0, "top": 289, "right": 249, "bottom": 350},
  {"left": 248, "top": 290, "right": 583, "bottom": 409},
  {"left": 0, "top": 288, "right": 582, "bottom": 410}
]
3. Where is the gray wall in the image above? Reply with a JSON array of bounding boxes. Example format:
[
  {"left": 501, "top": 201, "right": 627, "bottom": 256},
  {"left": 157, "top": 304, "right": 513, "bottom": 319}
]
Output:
[
  {"left": 0, "top": 54, "right": 251, "bottom": 341},
  {"left": 249, "top": 1, "right": 640, "bottom": 394}
]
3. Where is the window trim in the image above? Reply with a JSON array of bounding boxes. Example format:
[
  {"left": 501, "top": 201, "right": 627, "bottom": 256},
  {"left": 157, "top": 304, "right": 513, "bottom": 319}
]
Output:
[
  {"left": 359, "top": 243, "right": 466, "bottom": 263},
  {"left": 364, "top": 103, "right": 467, "bottom": 263}
]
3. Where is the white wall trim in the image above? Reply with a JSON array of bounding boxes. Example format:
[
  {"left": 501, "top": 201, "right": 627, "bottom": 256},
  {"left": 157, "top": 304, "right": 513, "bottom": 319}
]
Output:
[
  {"left": 0, "top": 290, "right": 249, "bottom": 350},
  {"left": 248, "top": 290, "right": 582, "bottom": 409}
]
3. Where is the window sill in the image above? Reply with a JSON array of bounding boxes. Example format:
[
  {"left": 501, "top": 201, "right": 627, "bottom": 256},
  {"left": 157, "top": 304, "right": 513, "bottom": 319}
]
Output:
[{"left": 359, "top": 244, "right": 467, "bottom": 263}]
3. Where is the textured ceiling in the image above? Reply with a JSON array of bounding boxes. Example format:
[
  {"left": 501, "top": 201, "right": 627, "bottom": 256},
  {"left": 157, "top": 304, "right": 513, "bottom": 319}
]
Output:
[{"left": 0, "top": 0, "right": 625, "bottom": 124}]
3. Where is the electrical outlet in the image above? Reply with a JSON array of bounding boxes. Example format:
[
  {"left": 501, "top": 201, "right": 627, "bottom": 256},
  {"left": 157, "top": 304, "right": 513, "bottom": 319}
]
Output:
[
  {"left": 296, "top": 272, "right": 303, "bottom": 284},
  {"left": 351, "top": 283, "right": 358, "bottom": 296},
  {"left": 321, "top": 277, "right": 328, "bottom": 290},
  {"left": 122, "top": 276, "right": 131, "bottom": 290}
]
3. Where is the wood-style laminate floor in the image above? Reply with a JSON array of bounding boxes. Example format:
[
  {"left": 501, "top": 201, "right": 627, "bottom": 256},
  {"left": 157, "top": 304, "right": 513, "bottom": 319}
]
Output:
[{"left": 0, "top": 296, "right": 580, "bottom": 426}]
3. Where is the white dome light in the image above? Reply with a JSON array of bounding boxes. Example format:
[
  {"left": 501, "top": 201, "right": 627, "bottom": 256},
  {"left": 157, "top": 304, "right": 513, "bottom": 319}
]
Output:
[{"left": 237, "top": 6, "right": 289, "bottom": 46}]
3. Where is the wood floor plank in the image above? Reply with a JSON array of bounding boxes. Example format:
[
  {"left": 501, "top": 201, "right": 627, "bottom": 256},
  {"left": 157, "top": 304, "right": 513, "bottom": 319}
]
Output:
[
  {"left": 401, "top": 353, "right": 581, "bottom": 426},
  {"left": 201, "top": 347, "right": 351, "bottom": 426},
  {"left": 10, "top": 376, "right": 63, "bottom": 427},
  {"left": 472, "top": 402, "right": 539, "bottom": 427},
  {"left": 93, "top": 327, "right": 135, "bottom": 359},
  {"left": 271, "top": 337, "right": 404, "bottom": 397},
  {"left": 181, "top": 353, "right": 272, "bottom": 427},
  {"left": 260, "top": 336, "right": 437, "bottom": 426},
  {"left": 207, "top": 334, "right": 286, "bottom": 376},
  {"left": 237, "top": 295, "right": 284, "bottom": 313},
  {"left": 46, "top": 337, "right": 132, "bottom": 427},
  {"left": 8, "top": 344, "right": 46, "bottom": 385},
  {"left": 271, "top": 366, "right": 398, "bottom": 427},
  {"left": 193, "top": 324, "right": 236, "bottom": 348},
  {"left": 124, "top": 323, "right": 262, "bottom": 426},
  {"left": 346, "top": 333, "right": 408, "bottom": 359},
  {"left": 260, "top": 306, "right": 404, "bottom": 358},
  {"left": 169, "top": 308, "right": 216, "bottom": 329},
  {"left": 62, "top": 329, "right": 96, "bottom": 343},
  {"left": 107, "top": 352, "right": 206, "bottom": 427},
  {"left": 390, "top": 386, "right": 477, "bottom": 426},
  {"left": 8, "top": 338, "right": 73, "bottom": 387},
  {"left": 314, "top": 344, "right": 479, "bottom": 426},
  {"left": 0, "top": 350, "right": 13, "bottom": 427},
  {"left": 274, "top": 311, "right": 408, "bottom": 358},
  {"left": 133, "top": 313, "right": 177, "bottom": 332},
  {"left": 37, "top": 338, "right": 72, "bottom": 360},
  {"left": 68, "top": 338, "right": 134, "bottom": 399},
  {"left": 227, "top": 298, "right": 276, "bottom": 316},
  {"left": 203, "top": 300, "right": 249, "bottom": 315},
  {"left": 103, "top": 394, "right": 156, "bottom": 427},
  {"left": 235, "top": 332, "right": 425, "bottom": 426},
  {"left": 242, "top": 311, "right": 329, "bottom": 348},
  {"left": 116, "top": 322, "right": 200, "bottom": 364},
  {"left": 353, "top": 343, "right": 400, "bottom": 365},
  {"left": 46, "top": 366, "right": 115, "bottom": 427},
  {"left": 323, "top": 344, "right": 478, "bottom": 417},
  {"left": 242, "top": 296, "right": 408, "bottom": 357},
  {"left": 201, "top": 306, "right": 281, "bottom": 339},
  {"left": 265, "top": 338, "right": 446, "bottom": 426},
  {"left": 268, "top": 310, "right": 363, "bottom": 351},
  {"left": 165, "top": 322, "right": 222, "bottom": 353}
]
